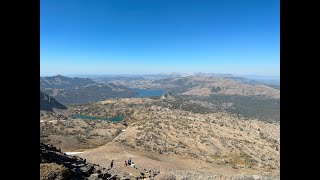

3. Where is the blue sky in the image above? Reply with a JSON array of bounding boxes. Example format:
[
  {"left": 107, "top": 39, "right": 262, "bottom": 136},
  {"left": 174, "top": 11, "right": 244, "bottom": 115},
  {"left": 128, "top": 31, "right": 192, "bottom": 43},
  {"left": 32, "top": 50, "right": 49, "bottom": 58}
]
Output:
[{"left": 40, "top": 0, "right": 279, "bottom": 77}]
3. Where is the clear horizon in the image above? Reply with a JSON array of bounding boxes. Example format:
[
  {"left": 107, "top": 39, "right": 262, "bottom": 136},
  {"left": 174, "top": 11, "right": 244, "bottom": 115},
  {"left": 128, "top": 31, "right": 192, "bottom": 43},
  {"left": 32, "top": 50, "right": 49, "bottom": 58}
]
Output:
[
  {"left": 40, "top": 72, "right": 280, "bottom": 80},
  {"left": 41, "top": 0, "right": 279, "bottom": 77}
]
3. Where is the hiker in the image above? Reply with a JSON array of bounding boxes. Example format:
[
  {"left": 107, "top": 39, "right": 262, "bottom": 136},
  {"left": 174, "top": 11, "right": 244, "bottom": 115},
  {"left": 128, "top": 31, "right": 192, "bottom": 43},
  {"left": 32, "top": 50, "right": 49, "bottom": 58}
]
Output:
[
  {"left": 130, "top": 161, "right": 135, "bottom": 168},
  {"left": 128, "top": 158, "right": 132, "bottom": 166},
  {"left": 124, "top": 161, "right": 127, "bottom": 166},
  {"left": 110, "top": 160, "right": 114, "bottom": 169}
]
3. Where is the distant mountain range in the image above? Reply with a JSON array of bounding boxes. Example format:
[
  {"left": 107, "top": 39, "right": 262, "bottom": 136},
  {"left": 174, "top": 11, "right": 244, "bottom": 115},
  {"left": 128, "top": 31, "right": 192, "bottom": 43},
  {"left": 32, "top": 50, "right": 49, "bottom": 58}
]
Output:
[
  {"left": 54, "top": 73, "right": 279, "bottom": 85},
  {"left": 91, "top": 73, "right": 182, "bottom": 82},
  {"left": 193, "top": 72, "right": 234, "bottom": 77},
  {"left": 40, "top": 74, "right": 280, "bottom": 106},
  {"left": 40, "top": 75, "right": 137, "bottom": 105},
  {"left": 40, "top": 75, "right": 96, "bottom": 89}
]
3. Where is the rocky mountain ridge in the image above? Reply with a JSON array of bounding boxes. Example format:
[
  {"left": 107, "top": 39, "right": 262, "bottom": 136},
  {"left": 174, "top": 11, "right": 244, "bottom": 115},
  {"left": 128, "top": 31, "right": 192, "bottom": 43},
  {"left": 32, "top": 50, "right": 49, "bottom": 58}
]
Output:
[
  {"left": 40, "top": 75, "right": 136, "bottom": 105},
  {"left": 40, "top": 91, "right": 67, "bottom": 111}
]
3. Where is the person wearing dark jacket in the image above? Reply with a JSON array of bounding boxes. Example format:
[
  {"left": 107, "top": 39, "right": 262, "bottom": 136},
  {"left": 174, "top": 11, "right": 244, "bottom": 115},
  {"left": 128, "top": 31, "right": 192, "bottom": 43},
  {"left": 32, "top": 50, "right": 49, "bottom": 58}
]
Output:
[{"left": 110, "top": 160, "right": 114, "bottom": 169}]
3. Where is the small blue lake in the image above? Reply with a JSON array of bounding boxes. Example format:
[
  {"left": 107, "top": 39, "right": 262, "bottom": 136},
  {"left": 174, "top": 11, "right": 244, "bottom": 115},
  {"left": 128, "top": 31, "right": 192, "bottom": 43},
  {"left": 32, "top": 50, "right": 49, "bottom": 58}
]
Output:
[
  {"left": 71, "top": 114, "right": 124, "bottom": 122},
  {"left": 131, "top": 88, "right": 166, "bottom": 98}
]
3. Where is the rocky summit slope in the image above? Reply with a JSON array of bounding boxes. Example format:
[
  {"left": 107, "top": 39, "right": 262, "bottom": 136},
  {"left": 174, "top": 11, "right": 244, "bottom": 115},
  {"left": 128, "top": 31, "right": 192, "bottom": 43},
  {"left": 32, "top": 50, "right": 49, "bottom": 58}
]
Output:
[
  {"left": 41, "top": 97, "right": 279, "bottom": 179},
  {"left": 78, "top": 98, "right": 279, "bottom": 177},
  {"left": 40, "top": 142, "right": 167, "bottom": 180},
  {"left": 41, "top": 142, "right": 277, "bottom": 180},
  {"left": 41, "top": 142, "right": 112, "bottom": 179}
]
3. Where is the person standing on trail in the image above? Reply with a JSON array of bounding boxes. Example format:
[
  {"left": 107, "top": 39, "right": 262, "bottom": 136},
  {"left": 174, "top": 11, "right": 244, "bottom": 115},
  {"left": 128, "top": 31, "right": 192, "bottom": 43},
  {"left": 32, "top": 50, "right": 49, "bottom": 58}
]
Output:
[
  {"left": 128, "top": 158, "right": 132, "bottom": 166},
  {"left": 130, "top": 161, "right": 135, "bottom": 168},
  {"left": 124, "top": 161, "right": 127, "bottom": 166},
  {"left": 110, "top": 160, "right": 114, "bottom": 169}
]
